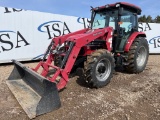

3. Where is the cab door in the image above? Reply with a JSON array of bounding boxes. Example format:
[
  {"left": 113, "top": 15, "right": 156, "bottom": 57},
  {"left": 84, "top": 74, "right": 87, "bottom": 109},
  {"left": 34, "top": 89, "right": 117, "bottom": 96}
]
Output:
[{"left": 117, "top": 10, "right": 138, "bottom": 51}]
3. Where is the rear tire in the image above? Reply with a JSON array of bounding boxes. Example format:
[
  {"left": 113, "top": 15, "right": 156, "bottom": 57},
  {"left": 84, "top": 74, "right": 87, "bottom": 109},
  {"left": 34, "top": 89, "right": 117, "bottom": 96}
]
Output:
[
  {"left": 84, "top": 49, "right": 115, "bottom": 88},
  {"left": 124, "top": 37, "right": 149, "bottom": 73}
]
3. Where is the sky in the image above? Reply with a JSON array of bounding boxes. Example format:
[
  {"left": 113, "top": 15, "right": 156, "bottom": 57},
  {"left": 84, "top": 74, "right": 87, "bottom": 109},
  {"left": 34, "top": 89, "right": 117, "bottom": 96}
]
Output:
[{"left": 0, "top": 0, "right": 159, "bottom": 18}]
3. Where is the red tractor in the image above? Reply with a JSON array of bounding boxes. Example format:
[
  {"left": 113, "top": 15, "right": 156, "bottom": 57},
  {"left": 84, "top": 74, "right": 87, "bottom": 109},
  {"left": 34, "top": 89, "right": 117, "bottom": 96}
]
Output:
[{"left": 6, "top": 2, "right": 149, "bottom": 119}]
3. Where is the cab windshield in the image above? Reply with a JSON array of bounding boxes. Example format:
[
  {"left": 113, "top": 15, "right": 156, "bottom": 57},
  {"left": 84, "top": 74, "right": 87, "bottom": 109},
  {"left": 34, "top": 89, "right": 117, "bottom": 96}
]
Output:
[
  {"left": 91, "top": 9, "right": 118, "bottom": 29},
  {"left": 91, "top": 9, "right": 137, "bottom": 32}
]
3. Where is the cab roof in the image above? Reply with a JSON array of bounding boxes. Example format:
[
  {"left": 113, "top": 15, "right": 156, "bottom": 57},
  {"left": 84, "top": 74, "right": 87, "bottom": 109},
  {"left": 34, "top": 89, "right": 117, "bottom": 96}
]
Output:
[{"left": 93, "top": 2, "right": 142, "bottom": 15}]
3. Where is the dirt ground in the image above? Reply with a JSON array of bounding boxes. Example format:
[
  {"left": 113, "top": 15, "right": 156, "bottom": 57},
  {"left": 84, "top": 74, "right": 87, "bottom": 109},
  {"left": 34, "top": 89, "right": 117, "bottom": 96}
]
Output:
[{"left": 0, "top": 55, "right": 160, "bottom": 120}]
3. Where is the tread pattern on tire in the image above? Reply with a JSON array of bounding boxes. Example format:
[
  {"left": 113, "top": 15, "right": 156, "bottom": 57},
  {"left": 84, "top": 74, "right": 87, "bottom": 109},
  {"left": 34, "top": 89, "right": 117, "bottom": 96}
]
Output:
[
  {"left": 84, "top": 49, "right": 115, "bottom": 88},
  {"left": 125, "top": 37, "right": 149, "bottom": 73}
]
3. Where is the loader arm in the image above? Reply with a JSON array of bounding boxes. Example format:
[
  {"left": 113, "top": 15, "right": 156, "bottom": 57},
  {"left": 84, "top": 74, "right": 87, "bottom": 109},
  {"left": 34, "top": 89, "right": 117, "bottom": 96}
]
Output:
[{"left": 34, "top": 27, "right": 113, "bottom": 90}]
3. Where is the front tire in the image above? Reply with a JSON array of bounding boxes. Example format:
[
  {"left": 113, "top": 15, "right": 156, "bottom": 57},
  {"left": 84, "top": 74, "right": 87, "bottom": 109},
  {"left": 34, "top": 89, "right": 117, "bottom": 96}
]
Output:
[
  {"left": 84, "top": 49, "right": 115, "bottom": 88},
  {"left": 125, "top": 37, "right": 149, "bottom": 73}
]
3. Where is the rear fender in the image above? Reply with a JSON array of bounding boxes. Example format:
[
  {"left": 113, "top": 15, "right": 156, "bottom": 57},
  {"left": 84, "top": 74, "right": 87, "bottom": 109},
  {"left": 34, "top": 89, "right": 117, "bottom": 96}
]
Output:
[{"left": 124, "top": 32, "right": 146, "bottom": 52}]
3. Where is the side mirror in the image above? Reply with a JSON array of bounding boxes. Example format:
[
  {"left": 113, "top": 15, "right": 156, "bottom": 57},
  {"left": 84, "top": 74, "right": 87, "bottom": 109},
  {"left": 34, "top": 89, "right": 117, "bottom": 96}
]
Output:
[{"left": 118, "top": 7, "right": 123, "bottom": 16}]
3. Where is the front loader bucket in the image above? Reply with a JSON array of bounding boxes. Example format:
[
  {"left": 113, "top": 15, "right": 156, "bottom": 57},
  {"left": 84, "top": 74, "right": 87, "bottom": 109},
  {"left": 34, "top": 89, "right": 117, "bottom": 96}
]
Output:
[{"left": 6, "top": 60, "right": 61, "bottom": 119}]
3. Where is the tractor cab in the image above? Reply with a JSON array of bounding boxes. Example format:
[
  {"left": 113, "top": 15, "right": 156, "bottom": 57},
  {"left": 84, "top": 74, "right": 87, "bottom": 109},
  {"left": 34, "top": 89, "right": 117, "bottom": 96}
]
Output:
[{"left": 91, "top": 2, "right": 141, "bottom": 52}]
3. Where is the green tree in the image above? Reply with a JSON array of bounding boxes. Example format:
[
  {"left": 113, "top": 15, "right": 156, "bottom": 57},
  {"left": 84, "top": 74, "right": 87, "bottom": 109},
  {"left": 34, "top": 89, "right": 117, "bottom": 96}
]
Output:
[
  {"left": 138, "top": 15, "right": 147, "bottom": 22},
  {"left": 146, "top": 15, "right": 153, "bottom": 23},
  {"left": 154, "top": 15, "right": 160, "bottom": 23},
  {"left": 138, "top": 16, "right": 143, "bottom": 22}
]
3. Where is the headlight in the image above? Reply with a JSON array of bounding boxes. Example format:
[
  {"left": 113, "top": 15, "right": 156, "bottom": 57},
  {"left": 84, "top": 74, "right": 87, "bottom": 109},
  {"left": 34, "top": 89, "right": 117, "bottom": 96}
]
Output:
[
  {"left": 116, "top": 4, "right": 120, "bottom": 7},
  {"left": 105, "top": 4, "right": 110, "bottom": 8},
  {"left": 95, "top": 7, "right": 99, "bottom": 10}
]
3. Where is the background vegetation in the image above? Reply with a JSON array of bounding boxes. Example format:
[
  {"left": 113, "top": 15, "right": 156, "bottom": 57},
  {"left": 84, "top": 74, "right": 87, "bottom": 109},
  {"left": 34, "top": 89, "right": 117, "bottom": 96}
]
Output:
[{"left": 138, "top": 15, "right": 160, "bottom": 23}]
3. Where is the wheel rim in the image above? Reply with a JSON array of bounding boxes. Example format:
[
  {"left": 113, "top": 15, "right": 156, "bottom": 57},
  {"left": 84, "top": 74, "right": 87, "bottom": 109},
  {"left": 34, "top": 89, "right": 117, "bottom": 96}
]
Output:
[
  {"left": 136, "top": 46, "right": 147, "bottom": 67},
  {"left": 95, "top": 58, "right": 111, "bottom": 82}
]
